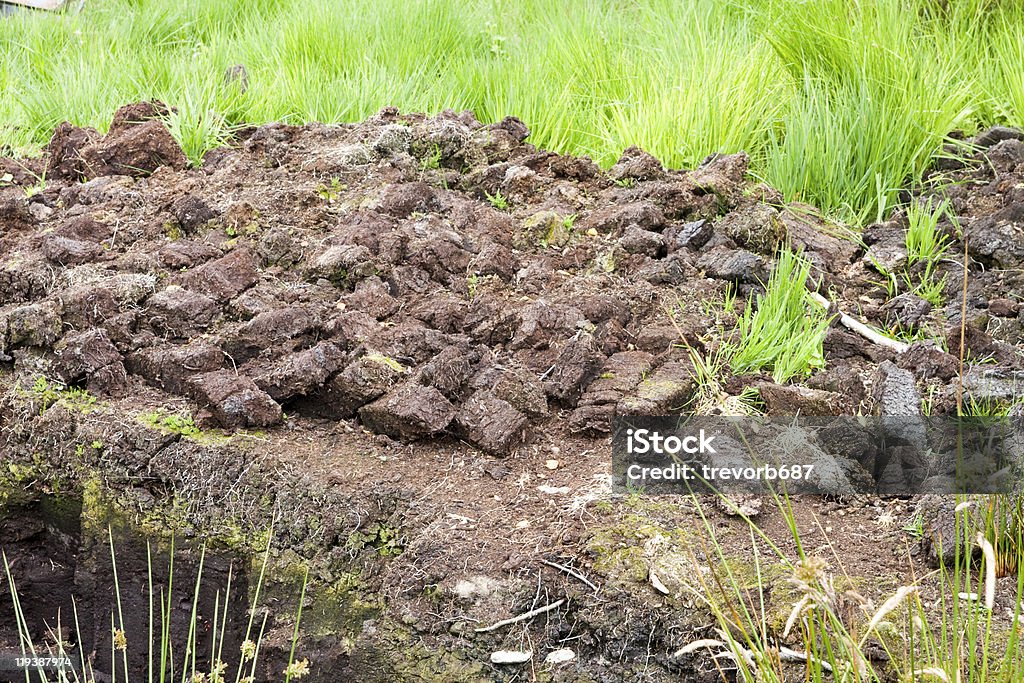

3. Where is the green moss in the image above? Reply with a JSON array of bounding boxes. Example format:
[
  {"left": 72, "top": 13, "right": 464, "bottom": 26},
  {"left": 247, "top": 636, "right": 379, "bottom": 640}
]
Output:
[
  {"left": 346, "top": 522, "right": 404, "bottom": 557},
  {"left": 261, "top": 558, "right": 383, "bottom": 642},
  {"left": 77, "top": 475, "right": 269, "bottom": 558},
  {"left": 0, "top": 462, "right": 39, "bottom": 511},
  {"left": 139, "top": 410, "right": 201, "bottom": 435},
  {"left": 164, "top": 222, "right": 184, "bottom": 240},
  {"left": 364, "top": 353, "right": 407, "bottom": 373},
  {"left": 25, "top": 376, "right": 101, "bottom": 414},
  {"left": 592, "top": 545, "right": 649, "bottom": 584},
  {"left": 587, "top": 513, "right": 691, "bottom": 589},
  {"left": 382, "top": 641, "right": 488, "bottom": 683},
  {"left": 137, "top": 409, "right": 230, "bottom": 445}
]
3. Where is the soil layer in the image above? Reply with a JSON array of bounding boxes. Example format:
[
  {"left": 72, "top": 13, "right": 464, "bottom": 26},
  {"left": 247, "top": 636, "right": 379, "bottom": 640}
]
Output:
[{"left": 1, "top": 105, "right": 1023, "bottom": 681}]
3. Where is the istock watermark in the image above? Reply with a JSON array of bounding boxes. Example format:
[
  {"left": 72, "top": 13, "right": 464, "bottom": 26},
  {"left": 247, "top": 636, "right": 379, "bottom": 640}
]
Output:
[
  {"left": 612, "top": 416, "right": 1022, "bottom": 495},
  {"left": 625, "top": 428, "right": 717, "bottom": 455},
  {"left": 625, "top": 462, "right": 815, "bottom": 483}
]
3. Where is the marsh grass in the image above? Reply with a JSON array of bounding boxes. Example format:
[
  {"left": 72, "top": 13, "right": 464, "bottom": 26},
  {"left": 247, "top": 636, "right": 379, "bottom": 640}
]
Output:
[
  {"left": 685, "top": 490, "right": 1024, "bottom": 682},
  {"left": 906, "top": 198, "right": 952, "bottom": 267},
  {"left": 729, "top": 249, "right": 832, "bottom": 383},
  {"left": 2, "top": 528, "right": 307, "bottom": 683},
  {"left": 2, "top": 0, "right": 1024, "bottom": 222}
]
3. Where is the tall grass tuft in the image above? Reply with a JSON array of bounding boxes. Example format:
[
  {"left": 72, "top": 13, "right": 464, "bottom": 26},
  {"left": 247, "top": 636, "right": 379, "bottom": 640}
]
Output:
[
  {"left": 2, "top": 527, "right": 304, "bottom": 683},
  {"left": 906, "top": 198, "right": 951, "bottom": 266},
  {"left": 683, "top": 490, "right": 1024, "bottom": 682},
  {"left": 729, "top": 249, "right": 831, "bottom": 383}
]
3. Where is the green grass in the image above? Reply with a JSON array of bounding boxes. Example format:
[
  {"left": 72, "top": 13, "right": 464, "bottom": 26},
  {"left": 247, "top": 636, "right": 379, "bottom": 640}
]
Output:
[
  {"left": 729, "top": 250, "right": 832, "bottom": 383},
  {"left": 2, "top": 527, "right": 308, "bottom": 683},
  {"left": 863, "top": 196, "right": 955, "bottom": 316},
  {"left": 1, "top": 0, "right": 1023, "bottom": 223},
  {"left": 687, "top": 490, "right": 1024, "bottom": 682},
  {"left": 906, "top": 198, "right": 952, "bottom": 267}
]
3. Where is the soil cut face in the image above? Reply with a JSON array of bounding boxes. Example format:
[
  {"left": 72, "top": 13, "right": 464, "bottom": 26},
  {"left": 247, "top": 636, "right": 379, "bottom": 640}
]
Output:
[{"left": 1, "top": 104, "right": 1023, "bottom": 681}]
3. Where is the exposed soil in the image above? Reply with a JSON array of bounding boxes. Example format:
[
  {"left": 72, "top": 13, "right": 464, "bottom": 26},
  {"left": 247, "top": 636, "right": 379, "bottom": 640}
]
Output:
[{"left": 1, "top": 104, "right": 1022, "bottom": 681}]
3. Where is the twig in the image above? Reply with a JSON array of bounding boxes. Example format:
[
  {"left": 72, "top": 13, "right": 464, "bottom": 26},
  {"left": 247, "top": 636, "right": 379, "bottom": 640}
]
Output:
[
  {"left": 474, "top": 598, "right": 566, "bottom": 633},
  {"left": 808, "top": 292, "right": 908, "bottom": 353},
  {"left": 541, "top": 559, "right": 599, "bottom": 592}
]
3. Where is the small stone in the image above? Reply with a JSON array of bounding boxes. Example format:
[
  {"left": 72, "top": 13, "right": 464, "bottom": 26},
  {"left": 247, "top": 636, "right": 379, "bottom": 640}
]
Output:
[
  {"left": 649, "top": 571, "right": 670, "bottom": 595},
  {"left": 490, "top": 650, "right": 533, "bottom": 665},
  {"left": 545, "top": 459, "right": 559, "bottom": 470},
  {"left": 544, "top": 649, "right": 576, "bottom": 666}
]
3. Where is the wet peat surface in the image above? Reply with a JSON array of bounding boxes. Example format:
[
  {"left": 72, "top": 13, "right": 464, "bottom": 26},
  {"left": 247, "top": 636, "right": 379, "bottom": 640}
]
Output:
[{"left": 1, "top": 105, "right": 1023, "bottom": 681}]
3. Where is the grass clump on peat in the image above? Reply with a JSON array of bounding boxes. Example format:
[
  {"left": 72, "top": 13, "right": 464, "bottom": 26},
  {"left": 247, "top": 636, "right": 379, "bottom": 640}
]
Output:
[
  {"left": 679, "top": 491, "right": 1024, "bottom": 682},
  {"left": 867, "top": 196, "right": 954, "bottom": 320},
  {"left": 729, "top": 250, "right": 831, "bottom": 383}
]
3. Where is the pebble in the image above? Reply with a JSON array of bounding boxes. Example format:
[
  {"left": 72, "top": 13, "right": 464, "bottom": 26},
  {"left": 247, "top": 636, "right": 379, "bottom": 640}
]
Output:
[
  {"left": 491, "top": 650, "right": 533, "bottom": 665},
  {"left": 544, "top": 648, "right": 576, "bottom": 665}
]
